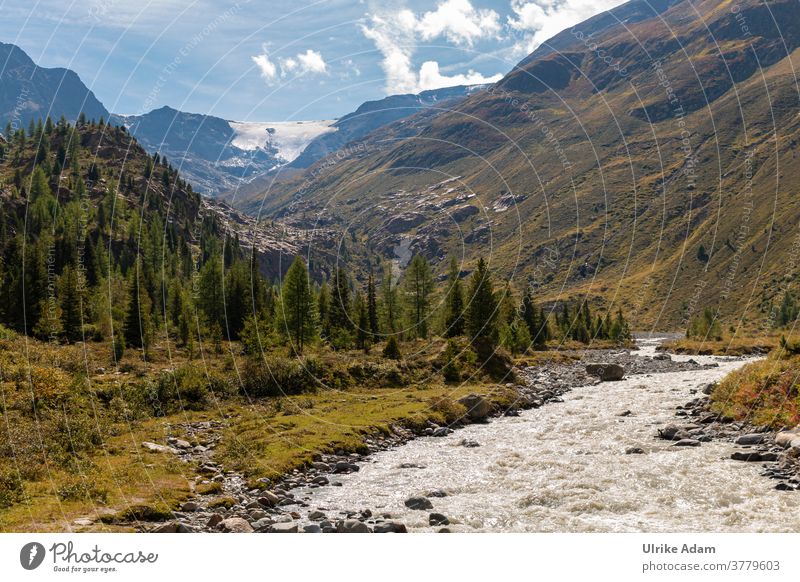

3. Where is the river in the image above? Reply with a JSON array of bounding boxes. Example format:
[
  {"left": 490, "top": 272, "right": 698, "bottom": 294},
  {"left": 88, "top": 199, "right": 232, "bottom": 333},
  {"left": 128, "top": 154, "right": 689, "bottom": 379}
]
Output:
[{"left": 292, "top": 338, "right": 800, "bottom": 532}]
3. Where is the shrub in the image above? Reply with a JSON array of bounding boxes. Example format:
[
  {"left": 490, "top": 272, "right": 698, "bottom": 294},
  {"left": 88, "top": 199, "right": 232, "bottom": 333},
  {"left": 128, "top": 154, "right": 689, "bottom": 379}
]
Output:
[
  {"left": 428, "top": 396, "right": 466, "bottom": 424},
  {"left": 56, "top": 478, "right": 108, "bottom": 503},
  {"left": 383, "top": 337, "right": 402, "bottom": 360},
  {"left": 0, "top": 470, "right": 23, "bottom": 508},
  {"left": 0, "top": 324, "right": 16, "bottom": 340},
  {"left": 240, "top": 356, "right": 320, "bottom": 398},
  {"left": 112, "top": 334, "right": 125, "bottom": 362},
  {"left": 440, "top": 340, "right": 462, "bottom": 382}
]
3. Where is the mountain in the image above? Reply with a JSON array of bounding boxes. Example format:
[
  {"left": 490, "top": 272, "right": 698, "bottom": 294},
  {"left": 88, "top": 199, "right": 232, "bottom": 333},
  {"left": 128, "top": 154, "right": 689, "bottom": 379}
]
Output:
[
  {"left": 225, "top": 84, "right": 480, "bottom": 212},
  {"left": 0, "top": 42, "right": 108, "bottom": 128},
  {"left": 289, "top": 85, "right": 481, "bottom": 169},
  {"left": 243, "top": 0, "right": 800, "bottom": 330}
]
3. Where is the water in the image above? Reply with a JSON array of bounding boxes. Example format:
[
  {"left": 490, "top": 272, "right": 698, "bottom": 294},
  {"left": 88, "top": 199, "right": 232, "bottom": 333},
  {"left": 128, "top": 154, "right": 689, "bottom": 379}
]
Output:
[{"left": 295, "top": 339, "right": 800, "bottom": 532}]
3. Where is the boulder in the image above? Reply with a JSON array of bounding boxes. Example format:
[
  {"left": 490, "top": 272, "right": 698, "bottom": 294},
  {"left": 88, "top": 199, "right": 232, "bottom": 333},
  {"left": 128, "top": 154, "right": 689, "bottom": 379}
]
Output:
[
  {"left": 458, "top": 394, "right": 493, "bottom": 421},
  {"left": 585, "top": 363, "right": 625, "bottom": 381},
  {"left": 268, "top": 522, "right": 299, "bottom": 533},
  {"left": 404, "top": 496, "right": 433, "bottom": 510},
  {"left": 429, "top": 513, "right": 450, "bottom": 526},
  {"left": 302, "top": 524, "right": 322, "bottom": 533},
  {"left": 206, "top": 513, "right": 224, "bottom": 528},
  {"left": 775, "top": 428, "right": 800, "bottom": 449},
  {"left": 257, "top": 492, "right": 280, "bottom": 507},
  {"left": 373, "top": 521, "right": 408, "bottom": 533},
  {"left": 152, "top": 521, "right": 192, "bottom": 533},
  {"left": 731, "top": 451, "right": 764, "bottom": 462},
  {"left": 625, "top": 447, "right": 645, "bottom": 455},
  {"left": 735, "top": 433, "right": 768, "bottom": 445},
  {"left": 218, "top": 517, "right": 254, "bottom": 533},
  {"left": 673, "top": 439, "right": 701, "bottom": 447},
  {"left": 658, "top": 425, "right": 689, "bottom": 441},
  {"left": 141, "top": 441, "right": 180, "bottom": 454},
  {"left": 181, "top": 501, "right": 200, "bottom": 512},
  {"left": 336, "top": 519, "right": 371, "bottom": 533}
]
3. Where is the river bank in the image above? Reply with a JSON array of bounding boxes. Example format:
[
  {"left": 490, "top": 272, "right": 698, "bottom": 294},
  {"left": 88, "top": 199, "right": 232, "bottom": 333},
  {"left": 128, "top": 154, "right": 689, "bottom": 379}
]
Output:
[{"left": 147, "top": 339, "right": 778, "bottom": 533}]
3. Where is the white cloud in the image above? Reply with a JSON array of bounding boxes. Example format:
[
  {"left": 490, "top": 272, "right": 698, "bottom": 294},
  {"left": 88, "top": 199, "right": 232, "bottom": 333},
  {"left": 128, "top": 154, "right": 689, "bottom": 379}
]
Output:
[
  {"left": 418, "top": 61, "right": 502, "bottom": 91},
  {"left": 251, "top": 50, "right": 278, "bottom": 81},
  {"left": 254, "top": 48, "right": 328, "bottom": 83},
  {"left": 417, "top": 0, "right": 501, "bottom": 45},
  {"left": 361, "top": 0, "right": 503, "bottom": 95},
  {"left": 508, "top": 0, "right": 625, "bottom": 55}
]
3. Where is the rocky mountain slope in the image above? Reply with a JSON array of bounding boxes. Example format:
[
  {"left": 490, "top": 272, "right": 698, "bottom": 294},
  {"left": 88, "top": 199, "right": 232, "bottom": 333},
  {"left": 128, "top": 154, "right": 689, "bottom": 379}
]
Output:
[
  {"left": 0, "top": 42, "right": 108, "bottom": 128},
  {"left": 242, "top": 0, "right": 800, "bottom": 331}
]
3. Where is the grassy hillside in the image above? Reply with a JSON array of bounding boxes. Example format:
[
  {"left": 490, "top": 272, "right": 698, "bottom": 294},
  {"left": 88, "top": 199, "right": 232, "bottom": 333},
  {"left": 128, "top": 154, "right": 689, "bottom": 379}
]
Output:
[{"left": 233, "top": 0, "right": 800, "bottom": 334}]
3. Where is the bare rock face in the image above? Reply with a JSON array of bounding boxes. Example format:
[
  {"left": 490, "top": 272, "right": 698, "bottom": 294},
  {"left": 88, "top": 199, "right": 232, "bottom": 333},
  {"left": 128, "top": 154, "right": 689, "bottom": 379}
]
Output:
[{"left": 585, "top": 363, "right": 625, "bottom": 381}]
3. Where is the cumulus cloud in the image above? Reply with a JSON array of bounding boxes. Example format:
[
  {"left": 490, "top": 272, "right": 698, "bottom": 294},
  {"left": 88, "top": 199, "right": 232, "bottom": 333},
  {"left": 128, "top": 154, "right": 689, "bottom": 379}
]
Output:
[
  {"left": 253, "top": 47, "right": 328, "bottom": 83},
  {"left": 361, "top": 0, "right": 503, "bottom": 95},
  {"left": 418, "top": 61, "right": 502, "bottom": 91},
  {"left": 508, "top": 0, "right": 625, "bottom": 55},
  {"left": 251, "top": 50, "right": 278, "bottom": 81}
]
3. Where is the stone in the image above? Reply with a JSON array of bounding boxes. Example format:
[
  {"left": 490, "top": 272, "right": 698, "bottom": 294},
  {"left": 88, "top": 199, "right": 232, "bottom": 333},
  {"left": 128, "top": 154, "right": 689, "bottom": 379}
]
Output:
[
  {"left": 218, "top": 517, "right": 254, "bottom": 533},
  {"left": 312, "top": 476, "right": 329, "bottom": 486},
  {"left": 336, "top": 519, "right": 371, "bottom": 533},
  {"left": 373, "top": 521, "right": 408, "bottom": 533},
  {"left": 618, "top": 410, "right": 633, "bottom": 417},
  {"left": 460, "top": 439, "right": 481, "bottom": 448},
  {"left": 405, "top": 496, "right": 433, "bottom": 510},
  {"left": 585, "top": 363, "right": 625, "bottom": 381},
  {"left": 432, "top": 427, "right": 450, "bottom": 437},
  {"left": 181, "top": 501, "right": 200, "bottom": 512},
  {"left": 736, "top": 433, "right": 768, "bottom": 446},
  {"left": 311, "top": 462, "right": 331, "bottom": 471},
  {"left": 334, "top": 461, "right": 360, "bottom": 473},
  {"left": 625, "top": 447, "right": 645, "bottom": 455},
  {"left": 658, "top": 425, "right": 689, "bottom": 441},
  {"left": 653, "top": 353, "right": 671, "bottom": 361},
  {"left": 303, "top": 524, "right": 322, "bottom": 533},
  {"left": 268, "top": 522, "right": 299, "bottom": 533},
  {"left": 429, "top": 513, "right": 450, "bottom": 526},
  {"left": 673, "top": 439, "right": 701, "bottom": 447},
  {"left": 458, "top": 394, "right": 493, "bottom": 421},
  {"left": 206, "top": 513, "right": 224, "bottom": 528},
  {"left": 308, "top": 510, "right": 327, "bottom": 521},
  {"left": 258, "top": 492, "right": 280, "bottom": 507},
  {"left": 141, "top": 441, "right": 179, "bottom": 454},
  {"left": 246, "top": 500, "right": 262, "bottom": 509},
  {"left": 775, "top": 429, "right": 800, "bottom": 448},
  {"left": 152, "top": 521, "right": 192, "bottom": 533},
  {"left": 731, "top": 451, "right": 764, "bottom": 462},
  {"left": 427, "top": 490, "right": 448, "bottom": 498}
]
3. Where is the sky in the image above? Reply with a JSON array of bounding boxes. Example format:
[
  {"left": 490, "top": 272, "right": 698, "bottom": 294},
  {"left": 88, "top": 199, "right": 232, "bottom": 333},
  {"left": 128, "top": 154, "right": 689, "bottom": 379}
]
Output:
[{"left": 0, "top": 0, "right": 625, "bottom": 121}]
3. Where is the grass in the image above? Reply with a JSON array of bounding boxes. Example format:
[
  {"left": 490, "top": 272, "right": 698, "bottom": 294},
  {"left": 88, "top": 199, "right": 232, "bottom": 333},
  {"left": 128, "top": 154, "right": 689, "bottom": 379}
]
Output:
[
  {"left": 711, "top": 351, "right": 800, "bottom": 429},
  {"left": 0, "top": 329, "right": 620, "bottom": 531}
]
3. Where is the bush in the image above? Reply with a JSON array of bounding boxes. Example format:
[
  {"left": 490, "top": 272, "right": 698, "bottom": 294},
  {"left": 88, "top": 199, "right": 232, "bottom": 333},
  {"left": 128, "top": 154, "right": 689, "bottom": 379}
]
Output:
[
  {"left": 440, "top": 340, "right": 462, "bottom": 382},
  {"left": 0, "top": 470, "right": 23, "bottom": 508},
  {"left": 0, "top": 324, "right": 16, "bottom": 340},
  {"left": 240, "top": 356, "right": 321, "bottom": 398},
  {"left": 428, "top": 396, "right": 466, "bottom": 424},
  {"left": 112, "top": 334, "right": 125, "bottom": 362},
  {"left": 56, "top": 478, "right": 108, "bottom": 503},
  {"left": 383, "top": 337, "right": 402, "bottom": 360}
]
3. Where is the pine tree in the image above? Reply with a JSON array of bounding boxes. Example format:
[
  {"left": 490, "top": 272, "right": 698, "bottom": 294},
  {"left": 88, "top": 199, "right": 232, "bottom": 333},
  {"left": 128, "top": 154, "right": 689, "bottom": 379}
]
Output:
[
  {"left": 381, "top": 265, "right": 400, "bottom": 335},
  {"left": 443, "top": 256, "right": 465, "bottom": 337},
  {"left": 355, "top": 292, "right": 369, "bottom": 352},
  {"left": 280, "top": 256, "right": 316, "bottom": 354},
  {"left": 328, "top": 267, "right": 352, "bottom": 333},
  {"left": 465, "top": 258, "right": 498, "bottom": 347},
  {"left": 123, "top": 260, "right": 152, "bottom": 350},
  {"left": 367, "top": 271, "right": 379, "bottom": 337},
  {"left": 59, "top": 265, "right": 84, "bottom": 343},
  {"left": 404, "top": 254, "right": 433, "bottom": 339}
]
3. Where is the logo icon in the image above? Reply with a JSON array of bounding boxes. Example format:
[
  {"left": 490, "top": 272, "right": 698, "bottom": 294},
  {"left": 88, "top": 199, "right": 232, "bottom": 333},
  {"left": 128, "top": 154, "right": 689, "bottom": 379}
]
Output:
[{"left": 20, "top": 542, "right": 46, "bottom": 570}]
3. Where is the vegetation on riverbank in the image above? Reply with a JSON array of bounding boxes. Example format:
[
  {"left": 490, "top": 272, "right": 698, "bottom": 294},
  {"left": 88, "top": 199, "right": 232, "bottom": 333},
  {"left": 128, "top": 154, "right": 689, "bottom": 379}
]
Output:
[
  {"left": 711, "top": 344, "right": 800, "bottom": 428},
  {"left": 661, "top": 335, "right": 778, "bottom": 356}
]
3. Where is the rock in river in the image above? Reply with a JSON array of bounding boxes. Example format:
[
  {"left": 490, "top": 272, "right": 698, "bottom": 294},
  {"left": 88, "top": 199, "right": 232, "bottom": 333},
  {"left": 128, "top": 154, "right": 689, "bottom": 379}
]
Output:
[
  {"left": 429, "top": 513, "right": 450, "bottom": 526},
  {"left": 735, "top": 433, "right": 768, "bottom": 446},
  {"left": 217, "top": 518, "right": 254, "bottom": 533},
  {"left": 585, "top": 363, "right": 625, "bottom": 381},
  {"left": 458, "top": 394, "right": 493, "bottom": 421},
  {"left": 405, "top": 496, "right": 433, "bottom": 510}
]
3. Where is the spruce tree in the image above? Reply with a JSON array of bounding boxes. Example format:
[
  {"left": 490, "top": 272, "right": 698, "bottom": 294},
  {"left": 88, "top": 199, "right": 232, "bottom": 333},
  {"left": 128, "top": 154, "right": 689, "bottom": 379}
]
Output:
[
  {"left": 280, "top": 256, "right": 316, "bottom": 354},
  {"left": 404, "top": 254, "right": 433, "bottom": 339},
  {"left": 465, "top": 258, "right": 498, "bottom": 347},
  {"left": 367, "top": 271, "right": 379, "bottom": 337},
  {"left": 443, "top": 256, "right": 465, "bottom": 337},
  {"left": 123, "top": 260, "right": 152, "bottom": 349},
  {"left": 59, "top": 265, "right": 84, "bottom": 343}
]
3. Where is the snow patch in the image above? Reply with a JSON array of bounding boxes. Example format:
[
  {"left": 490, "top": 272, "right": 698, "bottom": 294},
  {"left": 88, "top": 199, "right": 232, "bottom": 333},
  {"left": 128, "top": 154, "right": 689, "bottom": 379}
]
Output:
[{"left": 229, "top": 120, "right": 337, "bottom": 163}]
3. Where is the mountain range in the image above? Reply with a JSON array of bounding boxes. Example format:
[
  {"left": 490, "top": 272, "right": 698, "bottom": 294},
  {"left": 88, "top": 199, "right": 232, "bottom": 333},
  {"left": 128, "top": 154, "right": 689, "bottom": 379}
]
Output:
[
  {"left": 2, "top": 0, "right": 799, "bottom": 330},
  {"left": 233, "top": 0, "right": 800, "bottom": 330}
]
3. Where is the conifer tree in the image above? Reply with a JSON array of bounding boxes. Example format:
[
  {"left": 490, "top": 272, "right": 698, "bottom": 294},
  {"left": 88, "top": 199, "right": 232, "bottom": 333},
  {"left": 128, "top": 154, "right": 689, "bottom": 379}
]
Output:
[
  {"left": 443, "top": 256, "right": 465, "bottom": 337},
  {"left": 123, "top": 260, "right": 152, "bottom": 349},
  {"left": 404, "top": 254, "right": 433, "bottom": 339},
  {"left": 465, "top": 258, "right": 498, "bottom": 347},
  {"left": 280, "top": 256, "right": 316, "bottom": 354},
  {"left": 367, "top": 271, "right": 379, "bottom": 337}
]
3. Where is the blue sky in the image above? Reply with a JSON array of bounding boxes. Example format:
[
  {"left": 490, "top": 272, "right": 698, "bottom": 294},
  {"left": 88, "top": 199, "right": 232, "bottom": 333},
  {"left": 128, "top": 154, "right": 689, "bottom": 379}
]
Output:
[{"left": 0, "top": 0, "right": 624, "bottom": 121}]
